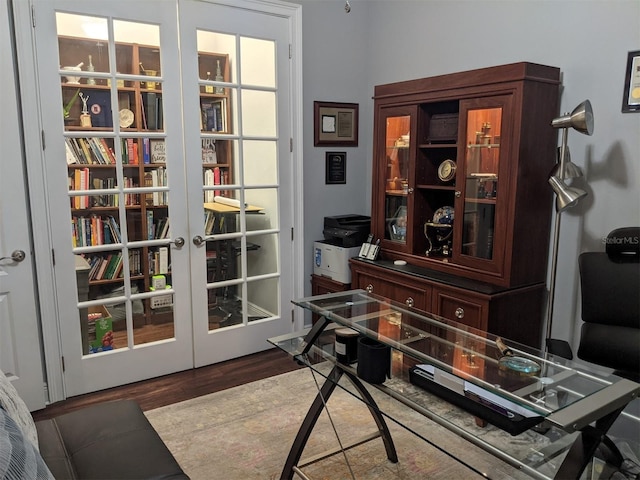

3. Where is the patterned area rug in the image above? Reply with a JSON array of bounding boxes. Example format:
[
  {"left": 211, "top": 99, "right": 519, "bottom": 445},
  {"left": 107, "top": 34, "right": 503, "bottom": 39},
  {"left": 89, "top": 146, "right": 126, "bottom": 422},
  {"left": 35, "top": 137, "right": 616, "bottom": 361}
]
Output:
[{"left": 145, "top": 367, "right": 531, "bottom": 479}]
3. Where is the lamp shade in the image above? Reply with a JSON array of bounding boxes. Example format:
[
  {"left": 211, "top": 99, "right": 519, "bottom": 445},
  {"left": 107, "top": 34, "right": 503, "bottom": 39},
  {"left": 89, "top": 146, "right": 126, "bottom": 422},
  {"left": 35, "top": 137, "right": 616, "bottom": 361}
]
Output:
[
  {"left": 548, "top": 176, "right": 587, "bottom": 211},
  {"left": 551, "top": 146, "right": 584, "bottom": 179},
  {"left": 551, "top": 100, "right": 594, "bottom": 136}
]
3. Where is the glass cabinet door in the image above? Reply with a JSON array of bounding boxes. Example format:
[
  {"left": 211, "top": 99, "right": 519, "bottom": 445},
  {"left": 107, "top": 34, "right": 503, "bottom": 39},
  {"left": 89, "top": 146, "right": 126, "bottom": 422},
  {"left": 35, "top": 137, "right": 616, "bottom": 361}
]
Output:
[
  {"left": 457, "top": 96, "right": 510, "bottom": 268},
  {"left": 382, "top": 111, "right": 412, "bottom": 246}
]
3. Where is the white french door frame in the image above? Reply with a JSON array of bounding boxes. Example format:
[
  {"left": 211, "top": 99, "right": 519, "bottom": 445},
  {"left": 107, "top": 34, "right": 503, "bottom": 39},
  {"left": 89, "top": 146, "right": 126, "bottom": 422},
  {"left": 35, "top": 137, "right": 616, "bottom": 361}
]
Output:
[{"left": 12, "top": 0, "right": 303, "bottom": 404}]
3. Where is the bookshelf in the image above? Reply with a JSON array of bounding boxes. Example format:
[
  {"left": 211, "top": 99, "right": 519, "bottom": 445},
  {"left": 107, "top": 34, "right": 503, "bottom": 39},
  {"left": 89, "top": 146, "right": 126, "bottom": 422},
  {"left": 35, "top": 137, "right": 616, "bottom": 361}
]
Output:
[{"left": 60, "top": 31, "right": 234, "bottom": 330}]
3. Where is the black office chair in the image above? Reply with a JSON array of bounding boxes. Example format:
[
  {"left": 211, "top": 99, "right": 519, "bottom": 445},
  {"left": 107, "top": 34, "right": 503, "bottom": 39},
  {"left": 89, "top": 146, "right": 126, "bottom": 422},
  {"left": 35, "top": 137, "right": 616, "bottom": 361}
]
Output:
[{"left": 577, "top": 227, "right": 640, "bottom": 382}]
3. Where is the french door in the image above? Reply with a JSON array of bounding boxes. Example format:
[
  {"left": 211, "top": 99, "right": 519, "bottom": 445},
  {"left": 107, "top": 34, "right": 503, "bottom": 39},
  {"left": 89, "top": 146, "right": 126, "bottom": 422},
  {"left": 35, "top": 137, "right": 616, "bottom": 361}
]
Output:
[
  {"left": 179, "top": 1, "right": 293, "bottom": 367},
  {"left": 30, "top": 0, "right": 296, "bottom": 397}
]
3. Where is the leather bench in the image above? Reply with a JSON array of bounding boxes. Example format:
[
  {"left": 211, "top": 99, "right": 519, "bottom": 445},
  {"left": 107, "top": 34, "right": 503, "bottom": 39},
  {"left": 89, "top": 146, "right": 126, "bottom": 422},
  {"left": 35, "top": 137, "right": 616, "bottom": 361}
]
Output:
[{"left": 35, "top": 400, "right": 189, "bottom": 479}]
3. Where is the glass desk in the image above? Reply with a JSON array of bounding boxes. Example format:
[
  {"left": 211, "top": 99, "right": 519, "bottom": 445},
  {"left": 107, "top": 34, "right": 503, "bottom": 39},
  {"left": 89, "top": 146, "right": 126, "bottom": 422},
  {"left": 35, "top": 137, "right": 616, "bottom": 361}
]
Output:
[{"left": 269, "top": 290, "right": 639, "bottom": 480}]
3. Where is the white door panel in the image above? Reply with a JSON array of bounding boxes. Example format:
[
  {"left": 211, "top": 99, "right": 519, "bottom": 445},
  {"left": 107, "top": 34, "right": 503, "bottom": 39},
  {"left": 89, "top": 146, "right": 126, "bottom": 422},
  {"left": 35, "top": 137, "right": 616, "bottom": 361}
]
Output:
[
  {"left": 180, "top": 0, "right": 293, "bottom": 367},
  {"left": 0, "top": 3, "right": 47, "bottom": 411},
  {"left": 32, "top": 1, "right": 194, "bottom": 396}
]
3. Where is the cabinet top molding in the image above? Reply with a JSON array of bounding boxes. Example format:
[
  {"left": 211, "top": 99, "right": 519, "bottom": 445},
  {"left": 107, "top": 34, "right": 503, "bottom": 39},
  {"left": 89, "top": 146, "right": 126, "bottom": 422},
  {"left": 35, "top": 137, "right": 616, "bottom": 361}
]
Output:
[{"left": 374, "top": 62, "right": 560, "bottom": 100}]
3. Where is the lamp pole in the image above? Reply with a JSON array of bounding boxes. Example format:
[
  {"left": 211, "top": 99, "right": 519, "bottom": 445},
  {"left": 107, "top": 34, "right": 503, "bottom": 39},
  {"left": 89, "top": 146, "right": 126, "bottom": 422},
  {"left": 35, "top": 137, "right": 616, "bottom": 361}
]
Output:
[{"left": 545, "top": 128, "right": 568, "bottom": 350}]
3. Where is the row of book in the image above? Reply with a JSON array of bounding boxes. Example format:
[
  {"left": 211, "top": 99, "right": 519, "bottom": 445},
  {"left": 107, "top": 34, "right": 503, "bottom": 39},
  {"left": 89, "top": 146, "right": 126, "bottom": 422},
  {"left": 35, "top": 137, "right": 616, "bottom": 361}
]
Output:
[
  {"left": 200, "top": 98, "right": 227, "bottom": 132},
  {"left": 149, "top": 247, "right": 170, "bottom": 275},
  {"left": 69, "top": 171, "right": 140, "bottom": 208},
  {"left": 203, "top": 166, "right": 229, "bottom": 202},
  {"left": 86, "top": 252, "right": 124, "bottom": 281},
  {"left": 72, "top": 215, "right": 122, "bottom": 248},
  {"left": 65, "top": 137, "right": 166, "bottom": 166},
  {"left": 146, "top": 211, "right": 171, "bottom": 240},
  {"left": 65, "top": 137, "right": 116, "bottom": 165},
  {"left": 143, "top": 167, "right": 168, "bottom": 206},
  {"left": 141, "top": 92, "right": 164, "bottom": 131}
]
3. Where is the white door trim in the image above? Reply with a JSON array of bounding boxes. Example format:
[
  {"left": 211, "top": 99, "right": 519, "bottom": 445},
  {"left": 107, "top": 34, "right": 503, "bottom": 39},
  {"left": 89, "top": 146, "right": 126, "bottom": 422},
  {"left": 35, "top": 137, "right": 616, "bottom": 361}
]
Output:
[{"left": 12, "top": 0, "right": 66, "bottom": 403}]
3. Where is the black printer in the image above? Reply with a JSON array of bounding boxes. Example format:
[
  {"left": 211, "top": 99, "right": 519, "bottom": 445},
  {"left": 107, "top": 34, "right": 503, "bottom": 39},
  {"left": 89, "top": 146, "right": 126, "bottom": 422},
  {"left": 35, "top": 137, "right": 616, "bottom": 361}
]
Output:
[{"left": 323, "top": 214, "right": 371, "bottom": 248}]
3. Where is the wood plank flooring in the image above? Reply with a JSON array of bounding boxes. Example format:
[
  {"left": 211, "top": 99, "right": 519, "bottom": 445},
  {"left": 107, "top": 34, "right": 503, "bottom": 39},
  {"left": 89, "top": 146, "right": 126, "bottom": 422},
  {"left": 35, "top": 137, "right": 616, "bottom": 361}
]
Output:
[{"left": 32, "top": 348, "right": 302, "bottom": 421}]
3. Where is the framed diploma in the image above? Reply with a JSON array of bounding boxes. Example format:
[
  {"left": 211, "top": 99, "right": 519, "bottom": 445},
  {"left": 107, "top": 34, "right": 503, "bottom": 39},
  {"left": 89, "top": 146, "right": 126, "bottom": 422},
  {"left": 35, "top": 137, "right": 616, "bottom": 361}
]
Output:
[
  {"left": 622, "top": 50, "right": 640, "bottom": 113},
  {"left": 314, "top": 101, "right": 359, "bottom": 146}
]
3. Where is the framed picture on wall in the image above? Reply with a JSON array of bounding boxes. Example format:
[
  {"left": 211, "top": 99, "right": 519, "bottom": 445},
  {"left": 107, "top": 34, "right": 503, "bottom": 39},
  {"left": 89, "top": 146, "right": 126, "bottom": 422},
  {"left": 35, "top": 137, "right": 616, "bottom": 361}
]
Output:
[
  {"left": 622, "top": 50, "right": 640, "bottom": 113},
  {"left": 325, "top": 152, "right": 346, "bottom": 184},
  {"left": 314, "top": 101, "right": 359, "bottom": 146}
]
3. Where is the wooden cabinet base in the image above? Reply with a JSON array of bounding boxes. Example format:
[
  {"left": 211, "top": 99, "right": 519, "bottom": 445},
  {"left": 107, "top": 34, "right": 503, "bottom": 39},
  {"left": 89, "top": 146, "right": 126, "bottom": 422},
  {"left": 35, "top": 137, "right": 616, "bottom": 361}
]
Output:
[{"left": 350, "top": 258, "right": 544, "bottom": 347}]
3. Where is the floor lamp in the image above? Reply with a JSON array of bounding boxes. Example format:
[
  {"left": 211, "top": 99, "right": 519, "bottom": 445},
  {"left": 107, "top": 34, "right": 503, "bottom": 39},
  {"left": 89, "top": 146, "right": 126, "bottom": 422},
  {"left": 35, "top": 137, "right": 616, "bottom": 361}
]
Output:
[{"left": 545, "top": 100, "right": 593, "bottom": 357}]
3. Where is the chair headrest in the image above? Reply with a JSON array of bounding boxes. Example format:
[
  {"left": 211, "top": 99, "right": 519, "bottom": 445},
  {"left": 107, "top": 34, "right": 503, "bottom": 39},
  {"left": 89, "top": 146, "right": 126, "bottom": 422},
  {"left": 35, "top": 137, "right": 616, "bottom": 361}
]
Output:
[{"left": 606, "top": 227, "right": 640, "bottom": 262}]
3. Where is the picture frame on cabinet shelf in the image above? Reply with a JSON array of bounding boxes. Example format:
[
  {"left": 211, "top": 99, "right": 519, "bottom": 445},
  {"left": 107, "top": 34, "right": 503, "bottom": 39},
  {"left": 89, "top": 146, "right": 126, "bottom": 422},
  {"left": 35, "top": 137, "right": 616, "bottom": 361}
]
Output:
[
  {"left": 325, "top": 152, "right": 346, "bottom": 184},
  {"left": 314, "top": 101, "right": 358, "bottom": 146},
  {"left": 622, "top": 50, "right": 640, "bottom": 113}
]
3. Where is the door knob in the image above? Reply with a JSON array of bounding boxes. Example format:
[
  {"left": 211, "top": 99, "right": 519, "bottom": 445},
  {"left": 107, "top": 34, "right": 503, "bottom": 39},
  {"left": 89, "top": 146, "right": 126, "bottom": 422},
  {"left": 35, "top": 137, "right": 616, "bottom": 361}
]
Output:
[
  {"left": 0, "top": 250, "right": 26, "bottom": 262},
  {"left": 192, "top": 235, "right": 204, "bottom": 246},
  {"left": 173, "top": 237, "right": 185, "bottom": 248}
]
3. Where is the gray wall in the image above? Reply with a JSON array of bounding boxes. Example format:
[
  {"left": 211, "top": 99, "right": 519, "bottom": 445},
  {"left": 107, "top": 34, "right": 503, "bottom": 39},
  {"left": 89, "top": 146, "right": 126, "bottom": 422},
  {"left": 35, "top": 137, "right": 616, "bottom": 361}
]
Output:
[{"left": 299, "top": 0, "right": 640, "bottom": 351}]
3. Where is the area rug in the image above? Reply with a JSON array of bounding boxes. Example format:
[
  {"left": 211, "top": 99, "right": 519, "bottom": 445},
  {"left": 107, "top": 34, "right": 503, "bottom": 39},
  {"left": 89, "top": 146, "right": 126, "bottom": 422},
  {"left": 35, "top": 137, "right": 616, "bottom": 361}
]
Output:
[{"left": 145, "top": 367, "right": 532, "bottom": 480}]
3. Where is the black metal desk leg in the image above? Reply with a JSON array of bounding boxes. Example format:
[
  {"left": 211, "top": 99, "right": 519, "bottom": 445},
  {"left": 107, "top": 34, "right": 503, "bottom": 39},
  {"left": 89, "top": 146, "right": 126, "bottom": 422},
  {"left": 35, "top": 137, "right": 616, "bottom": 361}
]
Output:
[
  {"left": 281, "top": 365, "right": 398, "bottom": 480},
  {"left": 342, "top": 369, "right": 399, "bottom": 464},
  {"left": 554, "top": 406, "right": 625, "bottom": 479}
]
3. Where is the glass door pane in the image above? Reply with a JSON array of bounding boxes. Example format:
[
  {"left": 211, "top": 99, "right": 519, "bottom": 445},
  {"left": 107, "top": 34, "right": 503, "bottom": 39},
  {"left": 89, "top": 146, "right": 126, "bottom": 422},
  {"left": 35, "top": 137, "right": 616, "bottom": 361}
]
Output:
[
  {"left": 461, "top": 107, "right": 502, "bottom": 260},
  {"left": 197, "top": 31, "right": 280, "bottom": 330},
  {"left": 384, "top": 115, "right": 411, "bottom": 244}
]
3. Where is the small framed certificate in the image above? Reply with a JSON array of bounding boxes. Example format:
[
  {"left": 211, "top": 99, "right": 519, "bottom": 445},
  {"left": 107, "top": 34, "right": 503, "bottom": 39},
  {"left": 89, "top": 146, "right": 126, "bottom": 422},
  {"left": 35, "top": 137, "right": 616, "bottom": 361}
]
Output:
[
  {"left": 325, "top": 152, "right": 346, "bottom": 184},
  {"left": 622, "top": 50, "right": 640, "bottom": 113}
]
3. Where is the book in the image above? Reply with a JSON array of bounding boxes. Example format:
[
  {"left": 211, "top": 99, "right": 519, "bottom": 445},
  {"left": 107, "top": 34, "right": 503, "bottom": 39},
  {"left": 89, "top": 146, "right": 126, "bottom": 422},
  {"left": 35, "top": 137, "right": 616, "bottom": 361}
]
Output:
[
  {"left": 88, "top": 90, "right": 113, "bottom": 128},
  {"left": 65, "top": 138, "right": 78, "bottom": 164},
  {"left": 142, "top": 92, "right": 157, "bottom": 130},
  {"left": 158, "top": 246, "right": 168, "bottom": 274},
  {"left": 147, "top": 210, "right": 154, "bottom": 239},
  {"left": 98, "top": 138, "right": 116, "bottom": 164},
  {"left": 144, "top": 171, "right": 154, "bottom": 206},
  {"left": 160, "top": 217, "right": 170, "bottom": 239},
  {"left": 213, "top": 166, "right": 221, "bottom": 197},
  {"left": 150, "top": 139, "right": 166, "bottom": 163},
  {"left": 142, "top": 138, "right": 150, "bottom": 164}
]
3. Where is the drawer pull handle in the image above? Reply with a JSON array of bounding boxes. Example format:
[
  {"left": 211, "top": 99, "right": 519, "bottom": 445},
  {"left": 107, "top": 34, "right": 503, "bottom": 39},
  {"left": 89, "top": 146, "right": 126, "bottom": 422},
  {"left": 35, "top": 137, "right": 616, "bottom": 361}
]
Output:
[
  {"left": 366, "top": 284, "right": 374, "bottom": 293},
  {"left": 455, "top": 307, "right": 465, "bottom": 319},
  {"left": 405, "top": 297, "right": 414, "bottom": 307}
]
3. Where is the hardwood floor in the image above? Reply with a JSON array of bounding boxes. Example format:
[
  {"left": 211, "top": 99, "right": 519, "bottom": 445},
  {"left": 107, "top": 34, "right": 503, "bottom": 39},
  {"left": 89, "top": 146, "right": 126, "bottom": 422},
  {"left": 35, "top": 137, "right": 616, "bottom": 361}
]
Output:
[{"left": 32, "top": 348, "right": 302, "bottom": 421}]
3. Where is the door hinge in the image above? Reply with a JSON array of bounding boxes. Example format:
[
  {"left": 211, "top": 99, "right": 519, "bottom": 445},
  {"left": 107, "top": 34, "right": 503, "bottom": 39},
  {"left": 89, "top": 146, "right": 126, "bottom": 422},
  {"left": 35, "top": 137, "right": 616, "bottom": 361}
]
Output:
[
  {"left": 41, "top": 130, "right": 45, "bottom": 150},
  {"left": 289, "top": 44, "right": 292, "bottom": 59},
  {"left": 291, "top": 227, "right": 294, "bottom": 241},
  {"left": 51, "top": 249, "right": 55, "bottom": 266},
  {"left": 291, "top": 309, "right": 295, "bottom": 324},
  {"left": 31, "top": 5, "right": 36, "bottom": 28},
  {"left": 61, "top": 356, "right": 65, "bottom": 372},
  {"left": 290, "top": 138, "right": 293, "bottom": 152}
]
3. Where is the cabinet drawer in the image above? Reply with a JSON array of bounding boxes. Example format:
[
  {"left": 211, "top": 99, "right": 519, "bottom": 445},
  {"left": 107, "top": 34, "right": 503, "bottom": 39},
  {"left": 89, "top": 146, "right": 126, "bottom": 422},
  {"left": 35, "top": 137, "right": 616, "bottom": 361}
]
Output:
[
  {"left": 432, "top": 287, "right": 487, "bottom": 331},
  {"left": 352, "top": 270, "right": 429, "bottom": 311}
]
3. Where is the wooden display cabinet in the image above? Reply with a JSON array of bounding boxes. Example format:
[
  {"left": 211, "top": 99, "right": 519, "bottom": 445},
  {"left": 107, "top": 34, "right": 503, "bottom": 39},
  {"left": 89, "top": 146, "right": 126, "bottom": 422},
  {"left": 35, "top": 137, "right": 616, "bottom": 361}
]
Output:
[{"left": 353, "top": 62, "right": 560, "bottom": 346}]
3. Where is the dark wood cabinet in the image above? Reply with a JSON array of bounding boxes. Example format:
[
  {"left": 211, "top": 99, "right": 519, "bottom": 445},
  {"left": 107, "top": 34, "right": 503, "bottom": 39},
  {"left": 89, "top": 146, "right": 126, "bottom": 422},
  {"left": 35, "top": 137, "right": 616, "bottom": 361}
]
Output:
[
  {"left": 354, "top": 62, "right": 560, "bottom": 346},
  {"left": 310, "top": 274, "right": 351, "bottom": 324},
  {"left": 350, "top": 259, "right": 545, "bottom": 346}
]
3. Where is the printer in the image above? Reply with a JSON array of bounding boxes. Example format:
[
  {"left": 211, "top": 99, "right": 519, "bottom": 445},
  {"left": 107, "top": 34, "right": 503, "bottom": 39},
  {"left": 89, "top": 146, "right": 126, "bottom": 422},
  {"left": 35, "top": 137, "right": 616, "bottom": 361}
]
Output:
[
  {"left": 314, "top": 214, "right": 371, "bottom": 284},
  {"left": 322, "top": 214, "right": 371, "bottom": 247}
]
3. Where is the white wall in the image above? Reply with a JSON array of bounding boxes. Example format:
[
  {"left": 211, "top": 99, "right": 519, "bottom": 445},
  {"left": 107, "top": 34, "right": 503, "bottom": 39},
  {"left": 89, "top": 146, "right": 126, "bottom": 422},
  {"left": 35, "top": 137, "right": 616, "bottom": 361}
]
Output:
[{"left": 296, "top": 0, "right": 640, "bottom": 350}]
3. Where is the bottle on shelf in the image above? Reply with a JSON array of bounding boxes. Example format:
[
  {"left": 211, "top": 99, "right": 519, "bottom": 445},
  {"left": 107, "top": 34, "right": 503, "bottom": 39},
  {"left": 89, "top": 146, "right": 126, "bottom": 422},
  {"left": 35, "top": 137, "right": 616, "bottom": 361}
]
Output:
[
  {"left": 205, "top": 71, "right": 213, "bottom": 93},
  {"left": 87, "top": 55, "right": 96, "bottom": 85},
  {"left": 215, "top": 60, "right": 224, "bottom": 94}
]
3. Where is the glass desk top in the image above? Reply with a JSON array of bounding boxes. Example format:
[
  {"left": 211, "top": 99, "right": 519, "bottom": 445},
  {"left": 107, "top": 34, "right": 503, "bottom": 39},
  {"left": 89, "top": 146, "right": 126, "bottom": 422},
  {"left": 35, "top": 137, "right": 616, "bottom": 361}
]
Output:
[{"left": 270, "top": 290, "right": 640, "bottom": 480}]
